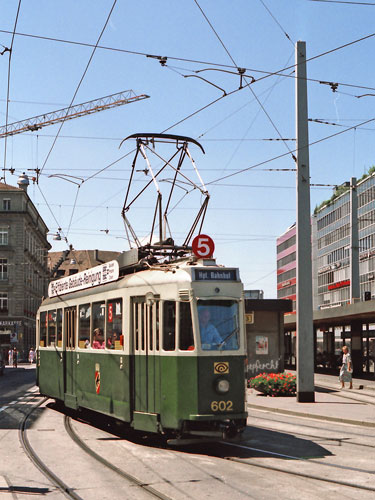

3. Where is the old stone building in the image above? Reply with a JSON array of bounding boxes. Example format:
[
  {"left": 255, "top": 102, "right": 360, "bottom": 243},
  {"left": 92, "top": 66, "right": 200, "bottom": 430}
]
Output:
[{"left": 0, "top": 174, "right": 50, "bottom": 360}]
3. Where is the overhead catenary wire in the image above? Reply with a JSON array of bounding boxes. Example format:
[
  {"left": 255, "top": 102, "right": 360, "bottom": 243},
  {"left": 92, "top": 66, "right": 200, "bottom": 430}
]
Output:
[
  {"left": 2, "top": 0, "right": 22, "bottom": 182},
  {"left": 259, "top": 0, "right": 295, "bottom": 46},
  {"left": 309, "top": 0, "right": 375, "bottom": 5},
  {"left": 39, "top": 0, "right": 118, "bottom": 176},
  {"left": 1, "top": 29, "right": 375, "bottom": 92},
  {"left": 193, "top": 0, "right": 296, "bottom": 163},
  {"left": 207, "top": 116, "right": 375, "bottom": 185},
  {"left": 12, "top": 7, "right": 371, "bottom": 252},
  {"left": 35, "top": 1, "right": 119, "bottom": 250}
]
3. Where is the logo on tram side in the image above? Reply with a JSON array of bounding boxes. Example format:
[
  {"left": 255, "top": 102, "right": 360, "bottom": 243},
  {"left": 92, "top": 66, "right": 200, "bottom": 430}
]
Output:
[
  {"left": 95, "top": 363, "right": 101, "bottom": 394},
  {"left": 214, "top": 361, "right": 229, "bottom": 374}
]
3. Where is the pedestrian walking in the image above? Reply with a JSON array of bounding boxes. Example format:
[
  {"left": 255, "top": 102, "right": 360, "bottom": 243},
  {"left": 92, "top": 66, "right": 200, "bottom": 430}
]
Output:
[
  {"left": 339, "top": 345, "right": 353, "bottom": 389},
  {"left": 28, "top": 348, "right": 35, "bottom": 364},
  {"left": 12, "top": 347, "right": 18, "bottom": 368},
  {"left": 8, "top": 348, "right": 13, "bottom": 366}
]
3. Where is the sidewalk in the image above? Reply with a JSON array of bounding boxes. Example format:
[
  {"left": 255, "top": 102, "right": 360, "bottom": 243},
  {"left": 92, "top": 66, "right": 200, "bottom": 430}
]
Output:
[{"left": 247, "top": 372, "right": 375, "bottom": 427}]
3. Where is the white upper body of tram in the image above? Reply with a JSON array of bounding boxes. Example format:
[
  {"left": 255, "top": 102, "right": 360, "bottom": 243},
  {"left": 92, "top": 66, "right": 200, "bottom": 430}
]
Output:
[{"left": 36, "top": 256, "right": 246, "bottom": 357}]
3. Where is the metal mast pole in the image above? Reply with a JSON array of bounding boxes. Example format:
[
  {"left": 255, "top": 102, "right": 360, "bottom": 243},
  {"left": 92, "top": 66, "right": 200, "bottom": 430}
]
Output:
[
  {"left": 296, "top": 41, "right": 315, "bottom": 403},
  {"left": 350, "top": 177, "right": 360, "bottom": 301}
]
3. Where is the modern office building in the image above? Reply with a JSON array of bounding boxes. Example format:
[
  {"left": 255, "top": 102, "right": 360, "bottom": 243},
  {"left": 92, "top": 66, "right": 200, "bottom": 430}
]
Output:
[
  {"left": 276, "top": 223, "right": 296, "bottom": 311},
  {"left": 278, "top": 172, "right": 375, "bottom": 376},
  {"left": 0, "top": 174, "right": 51, "bottom": 360}
]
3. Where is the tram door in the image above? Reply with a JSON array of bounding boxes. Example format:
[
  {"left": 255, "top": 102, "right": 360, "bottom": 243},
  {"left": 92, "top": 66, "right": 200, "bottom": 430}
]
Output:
[
  {"left": 64, "top": 307, "right": 76, "bottom": 396},
  {"left": 131, "top": 297, "right": 160, "bottom": 416}
]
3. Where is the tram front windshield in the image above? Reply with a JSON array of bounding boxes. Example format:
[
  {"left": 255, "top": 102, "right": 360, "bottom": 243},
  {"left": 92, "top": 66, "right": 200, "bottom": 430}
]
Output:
[{"left": 198, "top": 300, "right": 240, "bottom": 351}]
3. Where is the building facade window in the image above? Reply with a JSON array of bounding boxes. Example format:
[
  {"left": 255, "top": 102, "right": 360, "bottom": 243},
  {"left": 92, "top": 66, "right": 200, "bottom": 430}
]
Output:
[
  {"left": 2, "top": 199, "right": 11, "bottom": 211},
  {"left": 277, "top": 268, "right": 296, "bottom": 284},
  {"left": 0, "top": 227, "right": 8, "bottom": 245},
  {"left": 277, "top": 235, "right": 296, "bottom": 254},
  {"left": 277, "top": 251, "right": 296, "bottom": 269},
  {"left": 0, "top": 293, "right": 8, "bottom": 311},
  {"left": 0, "top": 258, "right": 8, "bottom": 280}
]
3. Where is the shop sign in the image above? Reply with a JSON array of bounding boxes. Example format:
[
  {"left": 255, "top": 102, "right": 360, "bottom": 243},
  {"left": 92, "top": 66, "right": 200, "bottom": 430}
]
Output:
[
  {"left": 319, "top": 304, "right": 341, "bottom": 310},
  {"left": 318, "top": 265, "right": 332, "bottom": 274},
  {"left": 0, "top": 320, "right": 22, "bottom": 326},
  {"left": 360, "top": 251, "right": 369, "bottom": 261},
  {"left": 328, "top": 279, "right": 350, "bottom": 291},
  {"left": 48, "top": 260, "right": 119, "bottom": 297},
  {"left": 245, "top": 312, "right": 254, "bottom": 324},
  {"left": 360, "top": 249, "right": 375, "bottom": 261}
]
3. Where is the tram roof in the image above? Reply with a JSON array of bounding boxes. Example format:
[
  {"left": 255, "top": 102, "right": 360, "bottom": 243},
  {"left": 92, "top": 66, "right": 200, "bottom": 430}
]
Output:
[{"left": 41, "top": 258, "right": 240, "bottom": 306}]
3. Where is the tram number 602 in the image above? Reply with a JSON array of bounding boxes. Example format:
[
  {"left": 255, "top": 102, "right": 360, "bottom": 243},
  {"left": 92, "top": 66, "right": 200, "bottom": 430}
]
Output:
[{"left": 211, "top": 400, "right": 233, "bottom": 412}]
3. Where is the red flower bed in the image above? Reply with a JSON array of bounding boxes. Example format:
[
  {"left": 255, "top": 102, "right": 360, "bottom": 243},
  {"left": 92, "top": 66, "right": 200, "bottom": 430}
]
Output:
[{"left": 249, "top": 372, "right": 296, "bottom": 397}]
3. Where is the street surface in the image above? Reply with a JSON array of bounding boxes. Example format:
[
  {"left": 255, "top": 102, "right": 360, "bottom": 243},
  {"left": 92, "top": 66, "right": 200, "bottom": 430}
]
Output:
[{"left": 1, "top": 365, "right": 374, "bottom": 499}]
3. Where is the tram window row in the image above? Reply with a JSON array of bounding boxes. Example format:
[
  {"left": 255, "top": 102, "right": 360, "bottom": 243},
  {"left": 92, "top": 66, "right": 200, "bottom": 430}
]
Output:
[
  {"left": 39, "top": 298, "right": 197, "bottom": 352},
  {"left": 38, "top": 297, "right": 240, "bottom": 353}
]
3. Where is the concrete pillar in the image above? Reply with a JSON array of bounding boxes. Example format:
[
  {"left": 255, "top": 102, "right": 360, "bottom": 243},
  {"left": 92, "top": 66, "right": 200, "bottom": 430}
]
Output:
[
  {"left": 350, "top": 320, "right": 363, "bottom": 377},
  {"left": 295, "top": 40, "right": 315, "bottom": 402}
]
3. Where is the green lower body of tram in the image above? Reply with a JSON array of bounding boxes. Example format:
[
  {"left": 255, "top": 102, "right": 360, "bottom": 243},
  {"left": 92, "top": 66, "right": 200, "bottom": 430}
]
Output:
[{"left": 37, "top": 349, "right": 247, "bottom": 440}]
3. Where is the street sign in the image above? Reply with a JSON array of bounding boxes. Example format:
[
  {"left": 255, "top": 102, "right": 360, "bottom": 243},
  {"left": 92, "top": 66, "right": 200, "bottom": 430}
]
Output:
[
  {"left": 192, "top": 234, "right": 215, "bottom": 258},
  {"left": 245, "top": 312, "right": 254, "bottom": 324}
]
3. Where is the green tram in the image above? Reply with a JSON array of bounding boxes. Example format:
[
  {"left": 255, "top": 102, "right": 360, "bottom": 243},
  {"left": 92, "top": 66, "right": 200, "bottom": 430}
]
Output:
[{"left": 36, "top": 255, "right": 247, "bottom": 441}]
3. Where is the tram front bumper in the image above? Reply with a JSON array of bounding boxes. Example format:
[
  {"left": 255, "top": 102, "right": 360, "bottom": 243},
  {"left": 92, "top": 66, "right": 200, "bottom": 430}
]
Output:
[{"left": 188, "top": 412, "right": 247, "bottom": 421}]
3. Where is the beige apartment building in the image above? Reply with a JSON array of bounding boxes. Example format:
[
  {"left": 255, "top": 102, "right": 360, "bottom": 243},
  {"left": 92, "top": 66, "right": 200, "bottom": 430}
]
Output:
[{"left": 0, "top": 174, "right": 50, "bottom": 360}]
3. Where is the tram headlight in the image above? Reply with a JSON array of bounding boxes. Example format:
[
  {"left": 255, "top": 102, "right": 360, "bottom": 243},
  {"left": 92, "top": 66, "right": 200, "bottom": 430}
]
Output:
[{"left": 216, "top": 378, "right": 230, "bottom": 394}]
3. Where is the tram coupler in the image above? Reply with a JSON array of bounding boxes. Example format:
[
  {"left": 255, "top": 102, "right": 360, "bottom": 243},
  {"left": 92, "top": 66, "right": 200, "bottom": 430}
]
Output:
[{"left": 220, "top": 419, "right": 244, "bottom": 440}]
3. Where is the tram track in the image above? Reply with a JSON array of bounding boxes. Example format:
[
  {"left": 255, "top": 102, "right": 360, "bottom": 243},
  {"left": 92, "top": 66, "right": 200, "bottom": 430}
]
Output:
[
  {"left": 249, "top": 405, "right": 375, "bottom": 435},
  {"left": 19, "top": 397, "right": 83, "bottom": 500},
  {"left": 64, "top": 415, "right": 173, "bottom": 500},
  {"left": 247, "top": 421, "right": 375, "bottom": 450},
  {"left": 220, "top": 440, "right": 375, "bottom": 493}
]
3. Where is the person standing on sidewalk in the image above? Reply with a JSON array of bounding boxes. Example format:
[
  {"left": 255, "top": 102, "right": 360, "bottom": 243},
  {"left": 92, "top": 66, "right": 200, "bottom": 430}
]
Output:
[
  {"left": 12, "top": 347, "right": 18, "bottom": 368},
  {"left": 28, "top": 348, "right": 35, "bottom": 364},
  {"left": 339, "top": 345, "right": 353, "bottom": 389},
  {"left": 8, "top": 348, "right": 13, "bottom": 366}
]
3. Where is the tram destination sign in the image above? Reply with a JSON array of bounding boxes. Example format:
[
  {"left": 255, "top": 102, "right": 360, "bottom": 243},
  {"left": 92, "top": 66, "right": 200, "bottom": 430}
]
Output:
[
  {"left": 48, "top": 260, "right": 120, "bottom": 298},
  {"left": 193, "top": 268, "right": 238, "bottom": 281}
]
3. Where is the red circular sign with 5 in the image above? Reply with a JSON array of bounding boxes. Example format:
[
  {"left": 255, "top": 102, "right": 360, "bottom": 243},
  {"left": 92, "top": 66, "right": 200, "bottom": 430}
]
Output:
[{"left": 192, "top": 234, "right": 215, "bottom": 258}]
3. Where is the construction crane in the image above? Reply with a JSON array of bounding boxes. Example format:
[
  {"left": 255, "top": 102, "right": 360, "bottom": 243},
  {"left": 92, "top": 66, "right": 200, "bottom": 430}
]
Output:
[{"left": 0, "top": 90, "right": 149, "bottom": 139}]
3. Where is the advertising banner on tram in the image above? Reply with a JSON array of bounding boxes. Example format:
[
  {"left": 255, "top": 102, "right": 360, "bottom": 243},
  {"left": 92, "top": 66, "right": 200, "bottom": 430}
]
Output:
[{"left": 48, "top": 260, "right": 119, "bottom": 297}]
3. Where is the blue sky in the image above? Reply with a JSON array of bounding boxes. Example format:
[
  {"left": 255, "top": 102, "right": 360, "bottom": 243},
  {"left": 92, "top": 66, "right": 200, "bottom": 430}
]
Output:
[{"left": 1, "top": 0, "right": 375, "bottom": 297}]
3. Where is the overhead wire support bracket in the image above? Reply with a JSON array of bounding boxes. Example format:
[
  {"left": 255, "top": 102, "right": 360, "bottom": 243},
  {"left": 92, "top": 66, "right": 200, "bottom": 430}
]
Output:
[{"left": 194, "top": 67, "right": 256, "bottom": 89}]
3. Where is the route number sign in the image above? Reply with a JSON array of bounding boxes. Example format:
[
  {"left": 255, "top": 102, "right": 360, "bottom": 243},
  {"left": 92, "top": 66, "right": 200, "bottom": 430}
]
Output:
[{"left": 192, "top": 234, "right": 215, "bottom": 258}]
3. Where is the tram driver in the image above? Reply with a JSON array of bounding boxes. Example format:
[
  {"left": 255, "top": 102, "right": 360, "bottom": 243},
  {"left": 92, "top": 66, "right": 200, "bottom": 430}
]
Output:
[{"left": 199, "top": 307, "right": 222, "bottom": 350}]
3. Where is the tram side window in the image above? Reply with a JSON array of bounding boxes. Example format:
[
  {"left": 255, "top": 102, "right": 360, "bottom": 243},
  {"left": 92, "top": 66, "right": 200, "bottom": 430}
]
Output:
[
  {"left": 79, "top": 304, "right": 91, "bottom": 348},
  {"left": 179, "top": 302, "right": 194, "bottom": 351},
  {"left": 141, "top": 302, "right": 145, "bottom": 351},
  {"left": 163, "top": 301, "right": 176, "bottom": 351},
  {"left": 92, "top": 301, "right": 105, "bottom": 349},
  {"left": 155, "top": 301, "right": 160, "bottom": 351},
  {"left": 40, "top": 311, "right": 47, "bottom": 347},
  {"left": 134, "top": 302, "right": 139, "bottom": 351},
  {"left": 48, "top": 310, "right": 57, "bottom": 347},
  {"left": 106, "top": 298, "right": 123, "bottom": 349},
  {"left": 57, "top": 309, "right": 63, "bottom": 347},
  {"left": 149, "top": 303, "right": 153, "bottom": 351}
]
